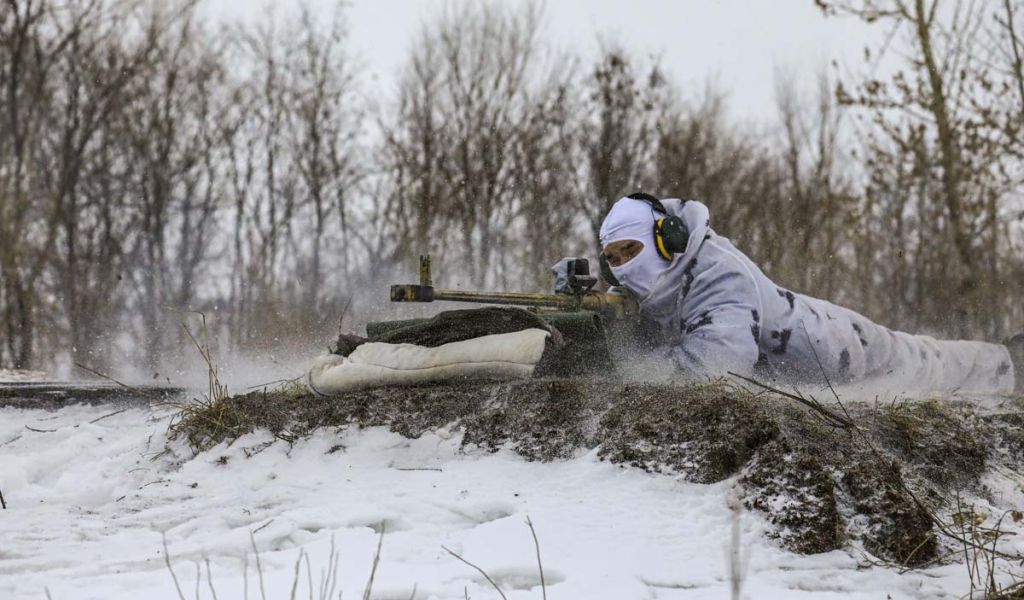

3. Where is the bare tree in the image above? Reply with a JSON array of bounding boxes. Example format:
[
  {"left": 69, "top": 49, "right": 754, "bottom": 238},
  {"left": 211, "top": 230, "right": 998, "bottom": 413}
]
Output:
[
  {"left": 0, "top": 0, "right": 101, "bottom": 368},
  {"left": 378, "top": 2, "right": 549, "bottom": 288},
  {"left": 287, "top": 4, "right": 361, "bottom": 314},
  {"left": 574, "top": 47, "right": 667, "bottom": 251},
  {"left": 822, "top": 0, "right": 1024, "bottom": 337}
]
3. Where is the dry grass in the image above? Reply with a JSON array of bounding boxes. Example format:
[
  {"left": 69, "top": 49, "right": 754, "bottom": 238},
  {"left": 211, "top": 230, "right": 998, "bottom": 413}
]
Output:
[
  {"left": 168, "top": 396, "right": 250, "bottom": 453},
  {"left": 167, "top": 310, "right": 312, "bottom": 453},
  {"left": 949, "top": 498, "right": 1024, "bottom": 599}
]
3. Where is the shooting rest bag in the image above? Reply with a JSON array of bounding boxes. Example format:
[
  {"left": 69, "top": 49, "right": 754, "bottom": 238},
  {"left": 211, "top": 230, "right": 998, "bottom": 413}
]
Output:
[
  {"left": 373, "top": 306, "right": 556, "bottom": 347},
  {"left": 307, "top": 328, "right": 551, "bottom": 396}
]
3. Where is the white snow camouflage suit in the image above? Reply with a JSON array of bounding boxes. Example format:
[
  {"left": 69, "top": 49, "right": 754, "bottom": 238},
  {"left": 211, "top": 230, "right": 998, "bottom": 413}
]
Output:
[{"left": 600, "top": 196, "right": 1015, "bottom": 396}]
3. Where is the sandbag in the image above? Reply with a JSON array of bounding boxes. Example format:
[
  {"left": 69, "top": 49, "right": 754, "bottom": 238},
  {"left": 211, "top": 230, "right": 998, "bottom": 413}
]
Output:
[
  {"left": 362, "top": 306, "right": 614, "bottom": 376},
  {"left": 375, "top": 306, "right": 554, "bottom": 347},
  {"left": 308, "top": 328, "right": 550, "bottom": 396}
]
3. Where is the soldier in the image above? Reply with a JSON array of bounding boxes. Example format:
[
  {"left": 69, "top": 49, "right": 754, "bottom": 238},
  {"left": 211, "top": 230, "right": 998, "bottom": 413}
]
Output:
[{"left": 600, "top": 193, "right": 1023, "bottom": 395}]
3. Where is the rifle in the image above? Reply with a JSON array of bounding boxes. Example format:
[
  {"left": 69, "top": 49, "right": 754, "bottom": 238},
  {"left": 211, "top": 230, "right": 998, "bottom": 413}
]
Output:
[
  {"left": 388, "top": 255, "right": 638, "bottom": 319},
  {"left": 369, "top": 255, "right": 642, "bottom": 372}
]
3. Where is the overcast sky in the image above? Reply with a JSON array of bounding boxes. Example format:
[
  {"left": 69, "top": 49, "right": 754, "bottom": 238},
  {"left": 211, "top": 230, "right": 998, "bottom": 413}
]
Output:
[{"left": 208, "top": 0, "right": 887, "bottom": 121}]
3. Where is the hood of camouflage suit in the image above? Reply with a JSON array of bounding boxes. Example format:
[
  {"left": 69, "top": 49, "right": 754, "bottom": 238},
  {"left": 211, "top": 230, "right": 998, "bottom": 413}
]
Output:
[
  {"left": 632, "top": 199, "right": 712, "bottom": 326},
  {"left": 599, "top": 197, "right": 669, "bottom": 301}
]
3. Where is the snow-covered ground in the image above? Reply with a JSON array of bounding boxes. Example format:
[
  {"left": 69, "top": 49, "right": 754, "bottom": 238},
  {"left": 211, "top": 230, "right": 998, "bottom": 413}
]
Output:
[{"left": 0, "top": 401, "right": 1005, "bottom": 599}]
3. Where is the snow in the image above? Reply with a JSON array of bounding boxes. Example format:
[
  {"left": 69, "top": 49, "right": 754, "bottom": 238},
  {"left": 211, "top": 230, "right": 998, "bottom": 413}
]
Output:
[{"left": 0, "top": 401, "right": 1008, "bottom": 599}]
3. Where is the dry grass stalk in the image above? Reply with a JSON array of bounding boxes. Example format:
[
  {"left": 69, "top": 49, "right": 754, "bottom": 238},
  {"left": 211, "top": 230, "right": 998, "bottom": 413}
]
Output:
[
  {"left": 290, "top": 549, "right": 305, "bottom": 600},
  {"left": 728, "top": 371, "right": 854, "bottom": 430},
  {"left": 321, "top": 535, "right": 340, "bottom": 600},
  {"left": 250, "top": 530, "right": 268, "bottom": 600},
  {"left": 162, "top": 533, "right": 187, "bottom": 600},
  {"left": 525, "top": 516, "right": 547, "bottom": 600},
  {"left": 363, "top": 525, "right": 386, "bottom": 600},
  {"left": 303, "top": 553, "right": 315, "bottom": 600},
  {"left": 182, "top": 311, "right": 229, "bottom": 404},
  {"left": 951, "top": 496, "right": 1024, "bottom": 598},
  {"left": 167, "top": 395, "right": 248, "bottom": 453},
  {"left": 442, "top": 545, "right": 508, "bottom": 600},
  {"left": 205, "top": 557, "right": 220, "bottom": 600},
  {"left": 727, "top": 492, "right": 744, "bottom": 600}
]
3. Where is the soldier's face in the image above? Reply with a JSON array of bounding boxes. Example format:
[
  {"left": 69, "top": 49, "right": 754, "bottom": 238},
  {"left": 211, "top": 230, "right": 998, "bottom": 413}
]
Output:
[{"left": 603, "top": 239, "right": 644, "bottom": 267}]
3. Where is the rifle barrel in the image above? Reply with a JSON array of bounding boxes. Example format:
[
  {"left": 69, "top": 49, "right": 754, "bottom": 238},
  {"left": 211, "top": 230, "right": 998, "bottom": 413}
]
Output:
[{"left": 431, "top": 288, "right": 578, "bottom": 309}]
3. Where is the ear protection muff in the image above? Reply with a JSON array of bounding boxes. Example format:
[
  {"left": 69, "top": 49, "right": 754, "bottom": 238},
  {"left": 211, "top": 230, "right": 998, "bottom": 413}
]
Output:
[
  {"left": 653, "top": 215, "right": 689, "bottom": 260},
  {"left": 626, "top": 192, "right": 689, "bottom": 261}
]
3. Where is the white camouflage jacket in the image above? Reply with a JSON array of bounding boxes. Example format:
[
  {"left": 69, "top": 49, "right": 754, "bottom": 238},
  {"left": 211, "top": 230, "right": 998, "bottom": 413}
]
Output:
[{"left": 638, "top": 199, "right": 1014, "bottom": 396}]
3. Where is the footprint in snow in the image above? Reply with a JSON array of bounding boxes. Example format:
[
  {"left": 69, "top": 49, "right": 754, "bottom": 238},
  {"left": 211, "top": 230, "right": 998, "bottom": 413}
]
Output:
[
  {"left": 432, "top": 500, "right": 516, "bottom": 528},
  {"left": 346, "top": 515, "right": 411, "bottom": 534},
  {"left": 487, "top": 566, "right": 566, "bottom": 590}
]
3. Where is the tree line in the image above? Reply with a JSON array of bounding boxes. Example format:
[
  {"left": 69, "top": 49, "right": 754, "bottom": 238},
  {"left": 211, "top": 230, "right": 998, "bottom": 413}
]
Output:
[{"left": 1, "top": 0, "right": 1023, "bottom": 375}]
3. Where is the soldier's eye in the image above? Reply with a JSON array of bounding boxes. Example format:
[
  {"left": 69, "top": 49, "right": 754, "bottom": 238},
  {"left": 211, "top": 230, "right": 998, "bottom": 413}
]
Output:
[{"left": 606, "top": 241, "right": 643, "bottom": 266}]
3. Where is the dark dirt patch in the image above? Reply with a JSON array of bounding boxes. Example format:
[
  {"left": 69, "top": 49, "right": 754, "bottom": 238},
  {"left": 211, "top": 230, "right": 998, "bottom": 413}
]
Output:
[
  {"left": 840, "top": 459, "right": 937, "bottom": 566},
  {"left": 596, "top": 384, "right": 777, "bottom": 483},
  {"left": 461, "top": 380, "right": 606, "bottom": 461},
  {"left": 980, "top": 412, "right": 1024, "bottom": 466},
  {"left": 170, "top": 378, "right": 1021, "bottom": 567},
  {"left": 740, "top": 440, "right": 843, "bottom": 554},
  {"left": 864, "top": 401, "right": 988, "bottom": 489}
]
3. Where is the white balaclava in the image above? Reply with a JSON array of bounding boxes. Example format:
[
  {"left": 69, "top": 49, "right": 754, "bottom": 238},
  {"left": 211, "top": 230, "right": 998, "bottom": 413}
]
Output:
[{"left": 599, "top": 197, "right": 670, "bottom": 301}]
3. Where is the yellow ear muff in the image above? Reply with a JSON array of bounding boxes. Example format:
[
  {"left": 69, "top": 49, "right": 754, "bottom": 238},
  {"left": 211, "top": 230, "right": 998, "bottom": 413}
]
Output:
[{"left": 653, "top": 218, "right": 673, "bottom": 261}]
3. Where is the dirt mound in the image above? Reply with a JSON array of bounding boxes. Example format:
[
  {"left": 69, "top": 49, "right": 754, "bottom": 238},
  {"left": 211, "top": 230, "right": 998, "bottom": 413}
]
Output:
[{"left": 170, "top": 378, "right": 1023, "bottom": 566}]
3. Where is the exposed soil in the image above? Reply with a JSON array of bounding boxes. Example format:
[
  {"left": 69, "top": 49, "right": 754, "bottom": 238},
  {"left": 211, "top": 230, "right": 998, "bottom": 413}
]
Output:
[{"left": 169, "top": 377, "right": 1024, "bottom": 567}]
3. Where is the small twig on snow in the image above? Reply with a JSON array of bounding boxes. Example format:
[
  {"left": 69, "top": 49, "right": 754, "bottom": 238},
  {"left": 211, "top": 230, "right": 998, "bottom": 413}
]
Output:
[
  {"left": 290, "top": 549, "right": 304, "bottom": 600},
  {"left": 25, "top": 425, "right": 57, "bottom": 433},
  {"left": 525, "top": 516, "right": 547, "bottom": 600},
  {"left": 89, "top": 407, "right": 128, "bottom": 424},
  {"left": 363, "top": 524, "right": 386, "bottom": 600},
  {"left": 323, "top": 534, "right": 340, "bottom": 600},
  {"left": 205, "top": 557, "right": 219, "bottom": 600},
  {"left": 442, "top": 545, "right": 508, "bottom": 600},
  {"left": 302, "top": 552, "right": 314, "bottom": 600},
  {"left": 163, "top": 532, "right": 187, "bottom": 600},
  {"left": 250, "top": 530, "right": 268, "bottom": 600}
]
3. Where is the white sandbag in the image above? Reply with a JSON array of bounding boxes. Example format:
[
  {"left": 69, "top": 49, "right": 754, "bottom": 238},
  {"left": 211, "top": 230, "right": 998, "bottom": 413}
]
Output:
[{"left": 307, "top": 328, "right": 550, "bottom": 396}]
